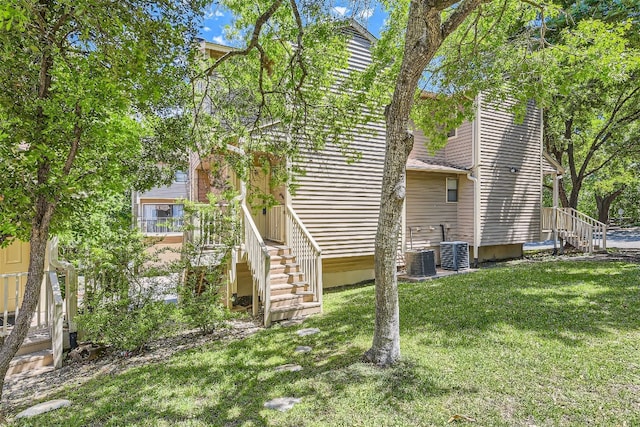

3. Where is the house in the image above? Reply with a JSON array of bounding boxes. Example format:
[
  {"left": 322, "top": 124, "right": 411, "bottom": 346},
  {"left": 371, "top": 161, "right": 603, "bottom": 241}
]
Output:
[
  {"left": 0, "top": 240, "right": 30, "bottom": 313},
  {"left": 147, "top": 23, "right": 604, "bottom": 325},
  {"left": 0, "top": 238, "right": 74, "bottom": 374}
]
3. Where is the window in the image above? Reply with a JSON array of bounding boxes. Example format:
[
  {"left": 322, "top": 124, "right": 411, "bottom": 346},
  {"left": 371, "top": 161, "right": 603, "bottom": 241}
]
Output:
[
  {"left": 446, "top": 178, "right": 458, "bottom": 203},
  {"left": 447, "top": 128, "right": 457, "bottom": 138},
  {"left": 141, "top": 204, "right": 184, "bottom": 233},
  {"left": 174, "top": 171, "right": 188, "bottom": 182}
]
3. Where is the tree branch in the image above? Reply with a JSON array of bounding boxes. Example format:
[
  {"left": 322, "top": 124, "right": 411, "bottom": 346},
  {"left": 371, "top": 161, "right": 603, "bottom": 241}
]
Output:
[
  {"left": 441, "top": 0, "right": 487, "bottom": 39},
  {"left": 62, "top": 102, "right": 82, "bottom": 176},
  {"left": 203, "top": 0, "right": 284, "bottom": 77}
]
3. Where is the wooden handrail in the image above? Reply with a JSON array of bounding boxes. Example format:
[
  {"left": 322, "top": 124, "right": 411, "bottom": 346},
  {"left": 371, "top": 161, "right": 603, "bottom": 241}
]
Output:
[
  {"left": 286, "top": 204, "right": 322, "bottom": 254},
  {"left": 49, "top": 237, "right": 78, "bottom": 334},
  {"left": 240, "top": 203, "right": 271, "bottom": 326},
  {"left": 546, "top": 207, "right": 607, "bottom": 253},
  {"left": 285, "top": 204, "right": 323, "bottom": 311},
  {"left": 47, "top": 271, "right": 64, "bottom": 369}
]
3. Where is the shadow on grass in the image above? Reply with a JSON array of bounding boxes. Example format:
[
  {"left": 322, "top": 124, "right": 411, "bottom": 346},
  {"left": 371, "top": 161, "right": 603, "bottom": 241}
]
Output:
[
  {"left": 9, "top": 322, "right": 450, "bottom": 426},
  {"left": 315, "top": 260, "right": 640, "bottom": 348},
  {"left": 10, "top": 260, "right": 639, "bottom": 426}
]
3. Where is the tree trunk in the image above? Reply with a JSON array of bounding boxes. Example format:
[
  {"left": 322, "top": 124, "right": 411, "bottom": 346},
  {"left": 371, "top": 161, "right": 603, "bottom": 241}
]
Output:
[
  {"left": 0, "top": 198, "right": 54, "bottom": 401},
  {"left": 365, "top": 0, "right": 483, "bottom": 366},
  {"left": 596, "top": 187, "right": 625, "bottom": 224}
]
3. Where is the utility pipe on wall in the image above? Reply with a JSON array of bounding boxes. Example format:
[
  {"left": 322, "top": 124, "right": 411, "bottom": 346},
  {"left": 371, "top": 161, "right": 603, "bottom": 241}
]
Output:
[{"left": 465, "top": 94, "right": 482, "bottom": 268}]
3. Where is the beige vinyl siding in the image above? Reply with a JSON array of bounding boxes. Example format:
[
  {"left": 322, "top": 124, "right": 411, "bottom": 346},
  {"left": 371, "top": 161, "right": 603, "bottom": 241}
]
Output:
[
  {"left": 409, "top": 129, "right": 448, "bottom": 164},
  {"left": 291, "top": 32, "right": 386, "bottom": 258},
  {"left": 456, "top": 176, "right": 475, "bottom": 245},
  {"left": 292, "top": 126, "right": 386, "bottom": 258},
  {"left": 405, "top": 171, "right": 458, "bottom": 249},
  {"left": 479, "top": 100, "right": 542, "bottom": 246},
  {"left": 444, "top": 121, "right": 473, "bottom": 166},
  {"left": 139, "top": 179, "right": 188, "bottom": 200}
]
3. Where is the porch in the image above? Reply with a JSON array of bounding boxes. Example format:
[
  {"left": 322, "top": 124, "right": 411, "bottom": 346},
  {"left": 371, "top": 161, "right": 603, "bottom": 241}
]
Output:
[
  {"left": 0, "top": 239, "right": 77, "bottom": 376},
  {"left": 189, "top": 197, "right": 323, "bottom": 327}
]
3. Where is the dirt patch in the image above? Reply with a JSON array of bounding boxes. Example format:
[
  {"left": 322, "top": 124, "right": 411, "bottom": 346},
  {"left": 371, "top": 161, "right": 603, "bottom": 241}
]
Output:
[{"left": 1, "top": 318, "right": 263, "bottom": 415}]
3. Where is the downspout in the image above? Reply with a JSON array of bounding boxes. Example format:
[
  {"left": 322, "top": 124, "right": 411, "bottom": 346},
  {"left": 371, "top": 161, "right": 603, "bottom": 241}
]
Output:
[{"left": 465, "top": 95, "right": 482, "bottom": 268}]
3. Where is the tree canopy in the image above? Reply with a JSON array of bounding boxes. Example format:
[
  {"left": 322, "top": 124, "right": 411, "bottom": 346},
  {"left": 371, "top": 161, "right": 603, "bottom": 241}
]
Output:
[{"left": 0, "top": 0, "right": 207, "bottom": 400}]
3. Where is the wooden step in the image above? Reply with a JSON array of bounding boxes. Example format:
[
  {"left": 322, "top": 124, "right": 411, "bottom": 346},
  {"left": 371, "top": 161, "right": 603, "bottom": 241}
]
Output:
[
  {"left": 270, "top": 272, "right": 305, "bottom": 285},
  {"left": 16, "top": 333, "right": 51, "bottom": 357},
  {"left": 270, "top": 294, "right": 307, "bottom": 308},
  {"left": 7, "top": 349, "right": 53, "bottom": 376},
  {"left": 270, "top": 263, "right": 300, "bottom": 274},
  {"left": 270, "top": 254, "right": 296, "bottom": 264},
  {"left": 269, "top": 302, "right": 322, "bottom": 322},
  {"left": 270, "top": 282, "right": 309, "bottom": 296},
  {"left": 267, "top": 246, "right": 291, "bottom": 256}
]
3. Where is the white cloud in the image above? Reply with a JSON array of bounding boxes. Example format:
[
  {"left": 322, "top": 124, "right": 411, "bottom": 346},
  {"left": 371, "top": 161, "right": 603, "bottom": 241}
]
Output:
[
  {"left": 212, "top": 35, "right": 226, "bottom": 45},
  {"left": 205, "top": 6, "right": 225, "bottom": 19},
  {"left": 356, "top": 7, "right": 374, "bottom": 20},
  {"left": 203, "top": 26, "right": 211, "bottom": 32},
  {"left": 333, "top": 6, "right": 349, "bottom": 16}
]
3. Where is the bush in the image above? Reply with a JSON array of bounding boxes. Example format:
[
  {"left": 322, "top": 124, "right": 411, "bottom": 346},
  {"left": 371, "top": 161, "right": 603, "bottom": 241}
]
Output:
[
  {"left": 177, "top": 263, "right": 230, "bottom": 334},
  {"left": 77, "top": 295, "right": 175, "bottom": 352}
]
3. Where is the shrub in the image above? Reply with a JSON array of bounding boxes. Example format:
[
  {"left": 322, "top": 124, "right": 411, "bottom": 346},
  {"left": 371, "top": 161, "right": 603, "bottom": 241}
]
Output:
[{"left": 177, "top": 263, "right": 230, "bottom": 334}]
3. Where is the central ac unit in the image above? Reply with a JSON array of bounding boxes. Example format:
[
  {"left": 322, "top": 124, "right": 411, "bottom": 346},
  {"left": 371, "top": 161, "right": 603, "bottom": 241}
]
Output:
[{"left": 440, "top": 241, "right": 469, "bottom": 271}]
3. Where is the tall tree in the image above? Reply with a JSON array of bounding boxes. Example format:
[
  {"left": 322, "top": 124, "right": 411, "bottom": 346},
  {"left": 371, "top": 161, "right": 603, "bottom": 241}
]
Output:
[
  {"left": 0, "top": 0, "right": 205, "bottom": 400},
  {"left": 541, "top": 10, "right": 640, "bottom": 216},
  {"left": 192, "top": 0, "right": 549, "bottom": 366}
]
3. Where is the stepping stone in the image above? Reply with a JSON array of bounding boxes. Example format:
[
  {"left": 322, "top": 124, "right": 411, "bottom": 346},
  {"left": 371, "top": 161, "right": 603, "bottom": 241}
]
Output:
[
  {"left": 296, "top": 328, "right": 320, "bottom": 337},
  {"left": 295, "top": 346, "right": 312, "bottom": 353},
  {"left": 15, "top": 399, "right": 71, "bottom": 419},
  {"left": 280, "top": 318, "right": 305, "bottom": 327},
  {"left": 275, "top": 364, "right": 303, "bottom": 372},
  {"left": 264, "top": 397, "right": 302, "bottom": 412}
]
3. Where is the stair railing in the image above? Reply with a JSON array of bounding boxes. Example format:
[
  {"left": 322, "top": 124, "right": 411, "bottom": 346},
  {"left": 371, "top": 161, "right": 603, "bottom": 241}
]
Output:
[
  {"left": 285, "top": 204, "right": 323, "bottom": 311},
  {"left": 49, "top": 237, "right": 78, "bottom": 338},
  {"left": 0, "top": 270, "right": 64, "bottom": 369},
  {"left": 554, "top": 207, "right": 607, "bottom": 253},
  {"left": 241, "top": 202, "right": 271, "bottom": 326},
  {"left": 46, "top": 271, "right": 64, "bottom": 369}
]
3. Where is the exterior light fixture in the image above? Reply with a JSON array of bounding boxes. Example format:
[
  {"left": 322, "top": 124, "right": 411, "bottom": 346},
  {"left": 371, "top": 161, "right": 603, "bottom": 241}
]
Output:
[{"left": 509, "top": 167, "right": 519, "bottom": 173}]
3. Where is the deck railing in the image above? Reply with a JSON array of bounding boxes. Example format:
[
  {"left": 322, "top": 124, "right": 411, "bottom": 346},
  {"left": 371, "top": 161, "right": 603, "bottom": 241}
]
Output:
[
  {"left": 139, "top": 217, "right": 184, "bottom": 234},
  {"left": 541, "top": 207, "right": 607, "bottom": 253},
  {"left": 241, "top": 203, "right": 271, "bottom": 326},
  {"left": 0, "top": 270, "right": 64, "bottom": 368},
  {"left": 265, "top": 204, "right": 285, "bottom": 243},
  {"left": 285, "top": 204, "right": 323, "bottom": 310},
  {"left": 186, "top": 205, "right": 240, "bottom": 249}
]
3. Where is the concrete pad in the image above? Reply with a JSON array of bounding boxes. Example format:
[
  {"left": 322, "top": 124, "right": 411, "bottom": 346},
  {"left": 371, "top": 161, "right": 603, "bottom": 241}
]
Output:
[
  {"left": 296, "top": 328, "right": 320, "bottom": 337},
  {"left": 264, "top": 397, "right": 302, "bottom": 412},
  {"left": 15, "top": 399, "right": 71, "bottom": 419}
]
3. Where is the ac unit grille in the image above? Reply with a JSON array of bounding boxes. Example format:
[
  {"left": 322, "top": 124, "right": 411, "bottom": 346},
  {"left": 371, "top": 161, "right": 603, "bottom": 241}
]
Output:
[
  {"left": 405, "top": 250, "right": 436, "bottom": 277},
  {"left": 440, "top": 241, "right": 469, "bottom": 271}
]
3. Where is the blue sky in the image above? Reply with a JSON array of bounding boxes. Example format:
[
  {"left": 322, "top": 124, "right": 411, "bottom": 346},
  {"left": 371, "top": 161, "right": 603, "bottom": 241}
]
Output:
[{"left": 199, "top": 2, "right": 387, "bottom": 45}]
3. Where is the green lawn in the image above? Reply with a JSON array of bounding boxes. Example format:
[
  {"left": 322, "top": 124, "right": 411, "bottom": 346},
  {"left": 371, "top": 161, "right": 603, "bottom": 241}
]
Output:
[{"left": 9, "top": 260, "right": 640, "bottom": 426}]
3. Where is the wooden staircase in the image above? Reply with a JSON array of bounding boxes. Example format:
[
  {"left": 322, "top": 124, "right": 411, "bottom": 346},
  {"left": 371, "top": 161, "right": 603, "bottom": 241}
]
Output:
[
  {"left": 542, "top": 207, "right": 607, "bottom": 253},
  {"left": 266, "top": 243, "right": 321, "bottom": 322},
  {"left": 7, "top": 327, "right": 55, "bottom": 376}
]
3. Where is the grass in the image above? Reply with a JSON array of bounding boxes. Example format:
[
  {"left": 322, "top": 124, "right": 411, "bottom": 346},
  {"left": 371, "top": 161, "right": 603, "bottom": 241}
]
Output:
[{"left": 8, "top": 260, "right": 640, "bottom": 426}]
